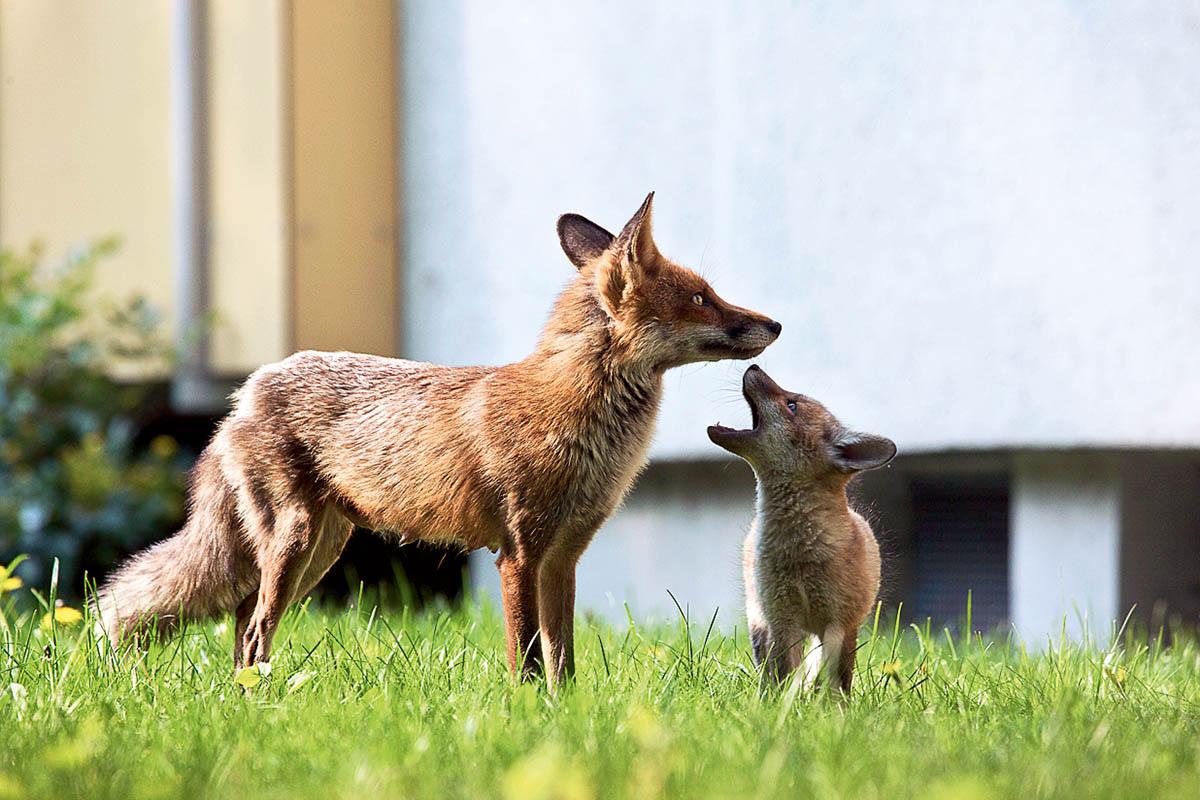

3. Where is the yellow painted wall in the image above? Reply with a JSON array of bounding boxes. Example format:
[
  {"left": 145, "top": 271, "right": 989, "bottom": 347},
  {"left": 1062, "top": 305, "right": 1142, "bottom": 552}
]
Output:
[
  {"left": 1, "top": 0, "right": 400, "bottom": 382},
  {"left": 0, "top": 1, "right": 175, "bottom": 331},
  {"left": 290, "top": 0, "right": 398, "bottom": 356},
  {"left": 207, "top": 0, "right": 290, "bottom": 374}
]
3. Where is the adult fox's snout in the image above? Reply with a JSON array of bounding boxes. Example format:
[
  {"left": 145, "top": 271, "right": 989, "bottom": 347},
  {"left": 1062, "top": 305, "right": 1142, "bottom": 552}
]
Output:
[{"left": 699, "top": 301, "right": 782, "bottom": 360}]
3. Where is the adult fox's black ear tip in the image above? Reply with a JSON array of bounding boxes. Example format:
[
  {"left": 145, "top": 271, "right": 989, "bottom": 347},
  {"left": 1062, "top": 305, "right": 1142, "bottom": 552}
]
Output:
[
  {"left": 629, "top": 192, "right": 655, "bottom": 226},
  {"left": 556, "top": 213, "right": 580, "bottom": 235}
]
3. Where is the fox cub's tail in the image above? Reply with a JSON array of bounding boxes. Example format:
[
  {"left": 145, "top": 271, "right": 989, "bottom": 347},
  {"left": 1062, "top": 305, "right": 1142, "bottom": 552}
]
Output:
[{"left": 93, "top": 450, "right": 250, "bottom": 643}]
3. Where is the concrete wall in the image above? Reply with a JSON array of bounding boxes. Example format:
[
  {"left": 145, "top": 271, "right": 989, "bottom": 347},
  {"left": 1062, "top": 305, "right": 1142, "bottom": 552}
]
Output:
[
  {"left": 1010, "top": 453, "right": 1122, "bottom": 643},
  {"left": 470, "top": 455, "right": 930, "bottom": 628},
  {"left": 401, "top": 1, "right": 1200, "bottom": 458},
  {"left": 479, "top": 449, "right": 1192, "bottom": 637},
  {"left": 0, "top": 0, "right": 291, "bottom": 376}
]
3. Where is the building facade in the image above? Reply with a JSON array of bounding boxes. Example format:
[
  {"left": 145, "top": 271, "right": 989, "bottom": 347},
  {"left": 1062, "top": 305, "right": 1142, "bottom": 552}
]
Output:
[
  {"left": 3, "top": 1, "right": 1197, "bottom": 639},
  {"left": 401, "top": 2, "right": 1200, "bottom": 640}
]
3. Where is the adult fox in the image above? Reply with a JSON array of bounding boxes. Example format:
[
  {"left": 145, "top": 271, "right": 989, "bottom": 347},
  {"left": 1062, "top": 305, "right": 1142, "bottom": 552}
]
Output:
[{"left": 96, "top": 193, "right": 781, "bottom": 687}]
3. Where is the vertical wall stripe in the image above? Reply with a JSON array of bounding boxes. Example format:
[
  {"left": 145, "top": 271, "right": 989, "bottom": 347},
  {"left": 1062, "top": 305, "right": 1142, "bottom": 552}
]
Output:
[
  {"left": 170, "top": 0, "right": 223, "bottom": 409},
  {"left": 288, "top": 0, "right": 399, "bottom": 357}
]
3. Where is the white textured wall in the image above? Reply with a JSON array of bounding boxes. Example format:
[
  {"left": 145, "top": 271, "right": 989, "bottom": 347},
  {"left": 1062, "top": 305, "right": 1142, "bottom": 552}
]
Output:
[
  {"left": 470, "top": 462, "right": 759, "bottom": 626},
  {"left": 401, "top": 1, "right": 1200, "bottom": 458}
]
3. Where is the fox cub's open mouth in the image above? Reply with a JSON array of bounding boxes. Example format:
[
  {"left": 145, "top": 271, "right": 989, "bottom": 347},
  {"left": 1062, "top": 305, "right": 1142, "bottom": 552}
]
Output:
[{"left": 707, "top": 365, "right": 765, "bottom": 447}]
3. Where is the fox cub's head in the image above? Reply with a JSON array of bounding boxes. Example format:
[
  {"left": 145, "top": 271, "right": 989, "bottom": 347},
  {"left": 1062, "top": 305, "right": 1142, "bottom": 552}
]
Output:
[
  {"left": 557, "top": 193, "right": 781, "bottom": 368},
  {"left": 708, "top": 365, "right": 896, "bottom": 481}
]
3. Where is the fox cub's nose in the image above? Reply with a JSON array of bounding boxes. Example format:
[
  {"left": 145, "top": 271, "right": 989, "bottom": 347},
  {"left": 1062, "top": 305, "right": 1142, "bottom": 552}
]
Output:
[{"left": 765, "top": 320, "right": 782, "bottom": 337}]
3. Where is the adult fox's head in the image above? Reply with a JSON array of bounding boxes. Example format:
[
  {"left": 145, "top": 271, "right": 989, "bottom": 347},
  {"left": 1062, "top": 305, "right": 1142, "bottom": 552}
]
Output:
[{"left": 556, "top": 193, "right": 781, "bottom": 369}]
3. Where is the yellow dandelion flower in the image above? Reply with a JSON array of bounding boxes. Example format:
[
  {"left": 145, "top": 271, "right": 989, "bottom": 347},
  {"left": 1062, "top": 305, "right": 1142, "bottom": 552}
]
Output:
[
  {"left": 41, "top": 605, "right": 84, "bottom": 629},
  {"left": 0, "top": 576, "right": 22, "bottom": 593}
]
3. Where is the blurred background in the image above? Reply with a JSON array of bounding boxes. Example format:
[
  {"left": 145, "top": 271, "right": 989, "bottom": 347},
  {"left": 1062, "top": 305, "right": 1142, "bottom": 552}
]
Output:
[{"left": 1, "top": 1, "right": 1197, "bottom": 641}]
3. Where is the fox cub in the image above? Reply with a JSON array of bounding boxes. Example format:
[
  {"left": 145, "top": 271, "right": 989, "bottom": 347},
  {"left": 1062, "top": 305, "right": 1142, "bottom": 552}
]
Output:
[
  {"left": 708, "top": 365, "right": 896, "bottom": 693},
  {"left": 96, "top": 193, "right": 781, "bottom": 688}
]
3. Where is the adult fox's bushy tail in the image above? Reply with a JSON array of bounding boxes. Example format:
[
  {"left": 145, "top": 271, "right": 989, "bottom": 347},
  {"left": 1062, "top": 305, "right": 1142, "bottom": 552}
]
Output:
[{"left": 94, "top": 451, "right": 250, "bottom": 642}]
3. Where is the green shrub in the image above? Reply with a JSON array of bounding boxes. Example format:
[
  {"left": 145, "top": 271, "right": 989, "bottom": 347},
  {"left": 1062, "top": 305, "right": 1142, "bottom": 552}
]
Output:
[{"left": 0, "top": 240, "right": 187, "bottom": 596}]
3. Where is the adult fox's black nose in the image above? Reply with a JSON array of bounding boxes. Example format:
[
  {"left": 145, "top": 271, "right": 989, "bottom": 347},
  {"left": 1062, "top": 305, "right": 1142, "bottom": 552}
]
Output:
[{"left": 765, "top": 320, "right": 782, "bottom": 337}]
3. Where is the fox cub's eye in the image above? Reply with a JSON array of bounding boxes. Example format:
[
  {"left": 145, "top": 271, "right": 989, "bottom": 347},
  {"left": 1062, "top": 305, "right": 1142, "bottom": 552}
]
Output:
[
  {"left": 691, "top": 292, "right": 705, "bottom": 306},
  {"left": 786, "top": 401, "right": 797, "bottom": 414}
]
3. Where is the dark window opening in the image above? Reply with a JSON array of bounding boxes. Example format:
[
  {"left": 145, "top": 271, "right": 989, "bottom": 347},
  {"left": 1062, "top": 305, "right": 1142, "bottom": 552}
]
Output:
[{"left": 912, "top": 480, "right": 1010, "bottom": 632}]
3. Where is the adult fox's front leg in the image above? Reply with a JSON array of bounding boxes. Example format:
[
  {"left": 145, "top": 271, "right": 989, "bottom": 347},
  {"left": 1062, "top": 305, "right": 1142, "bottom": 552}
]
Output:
[
  {"left": 537, "top": 550, "right": 577, "bottom": 691},
  {"left": 536, "top": 523, "right": 601, "bottom": 691},
  {"left": 497, "top": 550, "right": 542, "bottom": 680}
]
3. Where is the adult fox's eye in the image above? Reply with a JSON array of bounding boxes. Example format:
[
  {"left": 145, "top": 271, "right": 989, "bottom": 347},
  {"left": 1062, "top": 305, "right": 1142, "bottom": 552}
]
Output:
[
  {"left": 691, "top": 292, "right": 704, "bottom": 306},
  {"left": 786, "top": 401, "right": 797, "bottom": 414}
]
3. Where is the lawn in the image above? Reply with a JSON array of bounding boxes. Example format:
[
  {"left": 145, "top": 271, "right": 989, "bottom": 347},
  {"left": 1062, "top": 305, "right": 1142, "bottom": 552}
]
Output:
[{"left": 2, "top": 592, "right": 1199, "bottom": 800}]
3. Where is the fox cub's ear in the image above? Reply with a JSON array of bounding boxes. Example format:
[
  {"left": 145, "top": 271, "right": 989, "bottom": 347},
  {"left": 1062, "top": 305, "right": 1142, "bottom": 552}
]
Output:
[
  {"left": 830, "top": 432, "right": 897, "bottom": 472},
  {"left": 557, "top": 214, "right": 615, "bottom": 270}
]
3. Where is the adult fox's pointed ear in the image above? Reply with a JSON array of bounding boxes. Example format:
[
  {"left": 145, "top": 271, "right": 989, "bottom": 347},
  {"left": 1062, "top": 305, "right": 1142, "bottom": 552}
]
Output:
[
  {"left": 615, "top": 191, "right": 659, "bottom": 276},
  {"left": 830, "top": 432, "right": 897, "bottom": 472},
  {"left": 557, "top": 214, "right": 615, "bottom": 270}
]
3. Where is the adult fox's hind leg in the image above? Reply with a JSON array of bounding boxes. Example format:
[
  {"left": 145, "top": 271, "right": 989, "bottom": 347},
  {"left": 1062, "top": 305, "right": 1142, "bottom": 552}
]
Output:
[
  {"left": 237, "top": 508, "right": 351, "bottom": 668},
  {"left": 293, "top": 510, "right": 353, "bottom": 599},
  {"left": 240, "top": 503, "right": 320, "bottom": 666},
  {"left": 233, "top": 592, "right": 258, "bottom": 668}
]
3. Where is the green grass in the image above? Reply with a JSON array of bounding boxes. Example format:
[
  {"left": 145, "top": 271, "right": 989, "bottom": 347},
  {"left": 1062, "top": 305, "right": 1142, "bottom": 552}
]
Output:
[{"left": 2, "top": 593, "right": 1199, "bottom": 800}]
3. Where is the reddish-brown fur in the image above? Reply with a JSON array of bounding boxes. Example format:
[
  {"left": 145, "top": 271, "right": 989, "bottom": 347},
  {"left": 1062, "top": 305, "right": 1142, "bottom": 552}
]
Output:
[
  {"left": 95, "top": 194, "right": 780, "bottom": 687},
  {"left": 708, "top": 365, "right": 896, "bottom": 694}
]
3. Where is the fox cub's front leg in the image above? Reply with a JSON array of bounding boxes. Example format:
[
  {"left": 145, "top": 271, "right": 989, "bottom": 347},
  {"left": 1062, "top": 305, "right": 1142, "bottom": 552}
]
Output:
[
  {"left": 749, "top": 622, "right": 772, "bottom": 670},
  {"left": 753, "top": 624, "right": 801, "bottom": 690}
]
